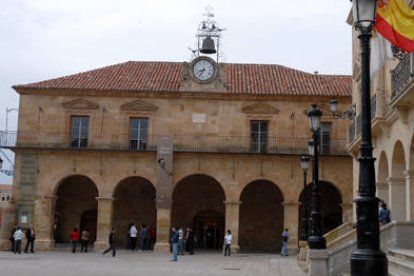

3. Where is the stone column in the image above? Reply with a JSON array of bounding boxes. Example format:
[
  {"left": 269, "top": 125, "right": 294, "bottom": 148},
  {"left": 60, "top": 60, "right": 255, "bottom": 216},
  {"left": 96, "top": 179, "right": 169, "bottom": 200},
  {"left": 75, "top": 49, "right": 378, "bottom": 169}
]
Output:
[
  {"left": 404, "top": 170, "right": 414, "bottom": 221},
  {"left": 387, "top": 177, "right": 406, "bottom": 221},
  {"left": 33, "top": 195, "right": 57, "bottom": 251},
  {"left": 154, "top": 135, "right": 173, "bottom": 252},
  {"left": 154, "top": 199, "right": 172, "bottom": 253},
  {"left": 282, "top": 201, "right": 300, "bottom": 254},
  {"left": 224, "top": 199, "right": 241, "bottom": 253},
  {"left": 94, "top": 197, "right": 114, "bottom": 250}
]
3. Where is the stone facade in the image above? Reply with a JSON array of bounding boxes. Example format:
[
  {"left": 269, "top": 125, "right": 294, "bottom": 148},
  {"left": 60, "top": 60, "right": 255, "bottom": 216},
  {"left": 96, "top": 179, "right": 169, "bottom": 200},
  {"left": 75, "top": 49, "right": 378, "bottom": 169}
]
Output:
[{"left": 0, "top": 61, "right": 353, "bottom": 252}]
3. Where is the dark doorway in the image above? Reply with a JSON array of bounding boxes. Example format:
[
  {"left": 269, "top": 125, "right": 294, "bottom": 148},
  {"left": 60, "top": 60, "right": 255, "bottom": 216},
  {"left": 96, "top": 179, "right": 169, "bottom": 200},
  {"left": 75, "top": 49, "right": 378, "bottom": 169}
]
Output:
[
  {"left": 193, "top": 210, "right": 224, "bottom": 249},
  {"left": 112, "top": 176, "right": 156, "bottom": 248},
  {"left": 172, "top": 174, "right": 225, "bottom": 251},
  {"left": 54, "top": 175, "right": 98, "bottom": 243},
  {"left": 239, "top": 180, "right": 284, "bottom": 252},
  {"left": 80, "top": 209, "right": 97, "bottom": 243}
]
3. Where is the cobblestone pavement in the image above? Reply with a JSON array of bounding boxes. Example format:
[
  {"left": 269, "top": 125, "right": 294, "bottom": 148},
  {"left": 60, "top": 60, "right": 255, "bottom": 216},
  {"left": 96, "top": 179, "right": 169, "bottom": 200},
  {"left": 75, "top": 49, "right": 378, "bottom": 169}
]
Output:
[{"left": 0, "top": 250, "right": 306, "bottom": 276}]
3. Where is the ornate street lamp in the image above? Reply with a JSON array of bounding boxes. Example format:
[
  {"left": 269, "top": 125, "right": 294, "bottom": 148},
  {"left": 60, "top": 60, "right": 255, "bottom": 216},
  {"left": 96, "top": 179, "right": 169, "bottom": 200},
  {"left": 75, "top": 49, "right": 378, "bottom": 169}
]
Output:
[
  {"left": 299, "top": 155, "right": 310, "bottom": 241},
  {"left": 306, "top": 104, "right": 326, "bottom": 249},
  {"left": 350, "top": 0, "right": 388, "bottom": 275}
]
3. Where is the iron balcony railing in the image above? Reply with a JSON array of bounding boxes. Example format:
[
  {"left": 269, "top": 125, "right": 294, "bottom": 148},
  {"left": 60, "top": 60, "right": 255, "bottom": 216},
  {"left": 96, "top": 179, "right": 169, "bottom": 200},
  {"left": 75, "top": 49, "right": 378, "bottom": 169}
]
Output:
[
  {"left": 348, "top": 95, "right": 377, "bottom": 145},
  {"left": 0, "top": 131, "right": 349, "bottom": 156},
  {"left": 392, "top": 53, "right": 414, "bottom": 102},
  {"left": 348, "top": 120, "right": 356, "bottom": 144}
]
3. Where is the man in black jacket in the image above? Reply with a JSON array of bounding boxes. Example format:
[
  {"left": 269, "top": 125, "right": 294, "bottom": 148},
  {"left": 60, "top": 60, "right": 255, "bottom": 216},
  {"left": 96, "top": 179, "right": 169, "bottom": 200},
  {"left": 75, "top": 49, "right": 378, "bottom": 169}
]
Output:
[
  {"left": 25, "top": 224, "right": 36, "bottom": 253},
  {"left": 102, "top": 228, "right": 116, "bottom": 257}
]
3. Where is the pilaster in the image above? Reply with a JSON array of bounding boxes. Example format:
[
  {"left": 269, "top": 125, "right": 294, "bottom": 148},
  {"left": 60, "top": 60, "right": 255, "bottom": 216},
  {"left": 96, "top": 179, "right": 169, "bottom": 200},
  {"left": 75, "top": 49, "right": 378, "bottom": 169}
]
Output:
[
  {"left": 224, "top": 199, "right": 241, "bottom": 253},
  {"left": 94, "top": 197, "right": 114, "bottom": 250},
  {"left": 33, "top": 195, "right": 57, "bottom": 250},
  {"left": 404, "top": 170, "right": 414, "bottom": 221},
  {"left": 282, "top": 201, "right": 300, "bottom": 252}
]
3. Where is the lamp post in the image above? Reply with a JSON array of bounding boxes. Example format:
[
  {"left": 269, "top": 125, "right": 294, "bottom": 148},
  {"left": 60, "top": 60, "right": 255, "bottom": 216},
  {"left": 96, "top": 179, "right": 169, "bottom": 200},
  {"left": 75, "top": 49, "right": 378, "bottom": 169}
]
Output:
[
  {"left": 307, "top": 104, "right": 326, "bottom": 249},
  {"left": 6, "top": 107, "right": 19, "bottom": 133},
  {"left": 299, "top": 155, "right": 310, "bottom": 241},
  {"left": 350, "top": 0, "right": 387, "bottom": 275}
]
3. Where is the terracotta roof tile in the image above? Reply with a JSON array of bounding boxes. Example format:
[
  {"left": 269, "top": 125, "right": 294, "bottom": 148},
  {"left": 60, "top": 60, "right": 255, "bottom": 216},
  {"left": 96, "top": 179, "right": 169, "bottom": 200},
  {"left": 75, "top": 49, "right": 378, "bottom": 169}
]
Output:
[{"left": 13, "top": 61, "right": 351, "bottom": 97}]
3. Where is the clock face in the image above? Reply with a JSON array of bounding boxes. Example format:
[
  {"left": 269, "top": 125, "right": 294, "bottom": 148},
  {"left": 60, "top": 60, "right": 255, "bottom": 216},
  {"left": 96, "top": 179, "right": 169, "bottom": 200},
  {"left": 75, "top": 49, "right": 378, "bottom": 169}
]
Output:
[{"left": 192, "top": 58, "right": 216, "bottom": 82}]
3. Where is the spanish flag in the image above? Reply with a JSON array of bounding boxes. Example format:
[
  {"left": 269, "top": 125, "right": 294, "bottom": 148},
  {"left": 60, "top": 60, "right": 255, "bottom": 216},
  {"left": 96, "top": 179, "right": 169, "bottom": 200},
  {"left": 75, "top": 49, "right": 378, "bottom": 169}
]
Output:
[{"left": 376, "top": 0, "right": 414, "bottom": 53}]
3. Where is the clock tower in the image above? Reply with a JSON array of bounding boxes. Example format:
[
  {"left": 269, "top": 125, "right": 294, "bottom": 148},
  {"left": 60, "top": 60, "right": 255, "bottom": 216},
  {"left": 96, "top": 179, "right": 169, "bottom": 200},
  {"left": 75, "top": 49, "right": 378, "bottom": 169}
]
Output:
[{"left": 179, "top": 7, "right": 226, "bottom": 92}]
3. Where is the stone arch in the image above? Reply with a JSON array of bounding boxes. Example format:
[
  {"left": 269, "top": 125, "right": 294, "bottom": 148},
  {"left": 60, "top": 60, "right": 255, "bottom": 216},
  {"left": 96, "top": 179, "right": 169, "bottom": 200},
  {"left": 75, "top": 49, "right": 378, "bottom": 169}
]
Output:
[
  {"left": 377, "top": 151, "right": 390, "bottom": 203},
  {"left": 390, "top": 141, "right": 407, "bottom": 220},
  {"left": 54, "top": 175, "right": 99, "bottom": 243},
  {"left": 298, "top": 181, "right": 343, "bottom": 235},
  {"left": 239, "top": 179, "right": 284, "bottom": 252},
  {"left": 112, "top": 176, "right": 156, "bottom": 248},
  {"left": 392, "top": 141, "right": 406, "bottom": 178},
  {"left": 172, "top": 174, "right": 226, "bottom": 250}
]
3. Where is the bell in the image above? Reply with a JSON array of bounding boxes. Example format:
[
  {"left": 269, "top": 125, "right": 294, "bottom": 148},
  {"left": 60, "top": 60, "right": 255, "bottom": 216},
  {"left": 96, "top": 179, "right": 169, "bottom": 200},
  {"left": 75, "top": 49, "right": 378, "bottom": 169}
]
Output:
[{"left": 200, "top": 36, "right": 216, "bottom": 54}]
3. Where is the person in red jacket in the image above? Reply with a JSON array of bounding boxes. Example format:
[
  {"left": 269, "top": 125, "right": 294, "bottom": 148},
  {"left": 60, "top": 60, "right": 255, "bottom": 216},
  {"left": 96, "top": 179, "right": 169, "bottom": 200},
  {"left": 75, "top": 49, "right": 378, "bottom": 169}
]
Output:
[{"left": 70, "top": 227, "right": 80, "bottom": 253}]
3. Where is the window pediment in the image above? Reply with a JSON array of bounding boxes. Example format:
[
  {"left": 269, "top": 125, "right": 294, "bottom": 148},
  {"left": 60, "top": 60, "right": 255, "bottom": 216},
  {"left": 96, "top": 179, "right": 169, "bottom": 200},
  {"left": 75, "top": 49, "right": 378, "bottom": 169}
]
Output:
[
  {"left": 242, "top": 102, "right": 279, "bottom": 114},
  {"left": 121, "top": 100, "right": 158, "bottom": 112},
  {"left": 62, "top": 98, "right": 99, "bottom": 110}
]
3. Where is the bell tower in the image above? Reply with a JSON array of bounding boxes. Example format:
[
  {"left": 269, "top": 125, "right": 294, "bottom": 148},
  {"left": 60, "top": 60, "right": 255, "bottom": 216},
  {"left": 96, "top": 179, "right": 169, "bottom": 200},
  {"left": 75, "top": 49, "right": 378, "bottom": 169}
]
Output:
[{"left": 179, "top": 7, "right": 227, "bottom": 92}]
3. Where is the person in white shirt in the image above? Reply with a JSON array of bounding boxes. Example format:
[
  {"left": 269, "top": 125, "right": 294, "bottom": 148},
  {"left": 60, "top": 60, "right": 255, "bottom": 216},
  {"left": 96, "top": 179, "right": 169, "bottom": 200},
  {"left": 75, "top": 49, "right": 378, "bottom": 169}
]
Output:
[
  {"left": 129, "top": 224, "right": 138, "bottom": 250},
  {"left": 13, "top": 226, "right": 24, "bottom": 254},
  {"left": 223, "top": 229, "right": 232, "bottom": 256}
]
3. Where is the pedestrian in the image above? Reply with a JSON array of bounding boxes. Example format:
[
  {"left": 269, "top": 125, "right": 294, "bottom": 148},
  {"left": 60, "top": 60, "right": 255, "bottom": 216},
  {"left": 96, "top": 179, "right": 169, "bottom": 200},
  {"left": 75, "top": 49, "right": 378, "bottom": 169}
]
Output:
[
  {"left": 148, "top": 224, "right": 156, "bottom": 250},
  {"left": 70, "top": 227, "right": 80, "bottom": 253},
  {"left": 9, "top": 225, "right": 17, "bottom": 252},
  {"left": 223, "top": 229, "right": 232, "bottom": 256},
  {"left": 140, "top": 224, "right": 148, "bottom": 251},
  {"left": 178, "top": 227, "right": 185, "bottom": 255},
  {"left": 102, "top": 227, "right": 116, "bottom": 257},
  {"left": 379, "top": 202, "right": 391, "bottom": 225},
  {"left": 80, "top": 228, "right": 90, "bottom": 253},
  {"left": 281, "top": 228, "right": 289, "bottom": 256},
  {"left": 170, "top": 226, "right": 179, "bottom": 262},
  {"left": 24, "top": 224, "right": 36, "bottom": 253},
  {"left": 13, "top": 226, "right": 24, "bottom": 254},
  {"left": 130, "top": 223, "right": 138, "bottom": 250},
  {"left": 186, "top": 227, "right": 195, "bottom": 255},
  {"left": 126, "top": 223, "right": 133, "bottom": 249}
]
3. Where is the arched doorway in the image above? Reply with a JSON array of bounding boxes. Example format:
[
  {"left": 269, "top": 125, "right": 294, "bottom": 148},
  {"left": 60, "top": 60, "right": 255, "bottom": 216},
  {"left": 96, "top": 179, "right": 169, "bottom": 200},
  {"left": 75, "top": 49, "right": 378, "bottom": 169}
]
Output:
[
  {"left": 54, "top": 175, "right": 98, "bottom": 243},
  {"left": 172, "top": 174, "right": 225, "bottom": 250},
  {"left": 391, "top": 141, "right": 407, "bottom": 220},
  {"left": 377, "top": 151, "right": 389, "bottom": 203},
  {"left": 239, "top": 180, "right": 283, "bottom": 252},
  {"left": 112, "top": 176, "right": 156, "bottom": 248},
  {"left": 299, "top": 181, "right": 343, "bottom": 235}
]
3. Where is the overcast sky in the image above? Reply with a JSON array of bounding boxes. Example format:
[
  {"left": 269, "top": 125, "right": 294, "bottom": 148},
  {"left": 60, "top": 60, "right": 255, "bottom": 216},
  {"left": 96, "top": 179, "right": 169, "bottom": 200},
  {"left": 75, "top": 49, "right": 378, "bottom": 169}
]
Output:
[{"left": 0, "top": 0, "right": 352, "bottom": 183}]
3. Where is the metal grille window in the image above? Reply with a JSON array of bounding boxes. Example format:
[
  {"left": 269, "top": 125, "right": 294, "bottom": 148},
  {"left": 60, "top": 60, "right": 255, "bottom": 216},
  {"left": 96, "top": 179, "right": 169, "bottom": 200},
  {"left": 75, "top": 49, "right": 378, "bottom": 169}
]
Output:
[
  {"left": 130, "top": 118, "right": 148, "bottom": 150},
  {"left": 71, "top": 116, "right": 89, "bottom": 148},
  {"left": 319, "top": 122, "right": 332, "bottom": 155},
  {"left": 250, "top": 121, "right": 268, "bottom": 153}
]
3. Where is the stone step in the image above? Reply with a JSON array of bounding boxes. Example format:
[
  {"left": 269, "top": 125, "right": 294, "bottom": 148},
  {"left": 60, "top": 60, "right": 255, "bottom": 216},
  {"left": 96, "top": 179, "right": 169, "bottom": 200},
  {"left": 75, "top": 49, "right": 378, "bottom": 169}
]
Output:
[
  {"left": 388, "top": 248, "right": 414, "bottom": 262},
  {"left": 388, "top": 255, "right": 414, "bottom": 276}
]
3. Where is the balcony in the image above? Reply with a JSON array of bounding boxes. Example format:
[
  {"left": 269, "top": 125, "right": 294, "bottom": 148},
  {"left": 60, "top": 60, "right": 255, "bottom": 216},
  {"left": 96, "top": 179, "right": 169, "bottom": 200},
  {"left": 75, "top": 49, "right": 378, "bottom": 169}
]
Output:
[
  {"left": 0, "top": 131, "right": 349, "bottom": 156},
  {"left": 391, "top": 53, "right": 414, "bottom": 104}
]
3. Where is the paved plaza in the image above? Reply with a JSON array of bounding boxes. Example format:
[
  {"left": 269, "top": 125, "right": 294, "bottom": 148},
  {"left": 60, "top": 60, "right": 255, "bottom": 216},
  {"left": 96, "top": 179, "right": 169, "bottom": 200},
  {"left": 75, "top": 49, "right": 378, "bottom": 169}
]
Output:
[{"left": 0, "top": 249, "right": 305, "bottom": 276}]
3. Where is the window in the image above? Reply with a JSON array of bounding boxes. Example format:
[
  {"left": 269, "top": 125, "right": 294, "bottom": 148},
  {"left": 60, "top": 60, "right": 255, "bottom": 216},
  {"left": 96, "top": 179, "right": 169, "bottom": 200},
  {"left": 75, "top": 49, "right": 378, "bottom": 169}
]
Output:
[
  {"left": 130, "top": 118, "right": 149, "bottom": 150},
  {"left": 319, "top": 122, "right": 332, "bottom": 155},
  {"left": 250, "top": 120, "right": 268, "bottom": 153},
  {"left": 71, "top": 116, "right": 89, "bottom": 148}
]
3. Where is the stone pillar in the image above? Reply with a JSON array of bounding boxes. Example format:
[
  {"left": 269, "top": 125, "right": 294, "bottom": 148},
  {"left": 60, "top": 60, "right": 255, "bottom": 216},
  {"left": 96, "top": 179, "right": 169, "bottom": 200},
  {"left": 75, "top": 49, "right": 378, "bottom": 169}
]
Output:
[
  {"left": 94, "top": 197, "right": 114, "bottom": 250},
  {"left": 387, "top": 177, "right": 406, "bottom": 221},
  {"left": 154, "top": 205, "right": 172, "bottom": 252},
  {"left": 33, "top": 195, "right": 57, "bottom": 250},
  {"left": 224, "top": 199, "right": 241, "bottom": 253},
  {"left": 282, "top": 201, "right": 300, "bottom": 254},
  {"left": 154, "top": 135, "right": 173, "bottom": 252},
  {"left": 0, "top": 199, "right": 17, "bottom": 250},
  {"left": 376, "top": 181, "right": 389, "bottom": 206},
  {"left": 308, "top": 249, "right": 329, "bottom": 276},
  {"left": 404, "top": 170, "right": 414, "bottom": 221}
]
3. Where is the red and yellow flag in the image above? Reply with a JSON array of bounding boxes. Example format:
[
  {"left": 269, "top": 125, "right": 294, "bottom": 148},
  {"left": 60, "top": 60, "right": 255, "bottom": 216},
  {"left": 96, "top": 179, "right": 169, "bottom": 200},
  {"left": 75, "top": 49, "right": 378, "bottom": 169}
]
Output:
[{"left": 376, "top": 0, "right": 414, "bottom": 53}]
